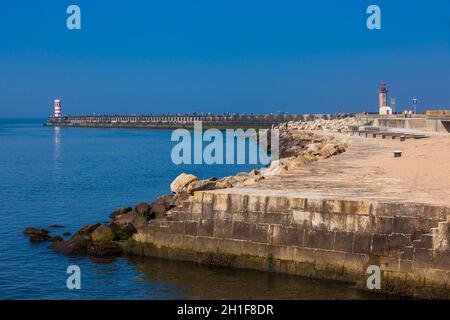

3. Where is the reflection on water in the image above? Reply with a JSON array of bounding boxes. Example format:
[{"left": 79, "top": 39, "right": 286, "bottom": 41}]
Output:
[
  {"left": 53, "top": 126, "right": 61, "bottom": 172},
  {"left": 125, "top": 256, "right": 382, "bottom": 300}
]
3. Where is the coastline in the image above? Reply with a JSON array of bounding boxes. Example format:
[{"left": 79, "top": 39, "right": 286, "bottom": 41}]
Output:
[{"left": 25, "top": 117, "right": 450, "bottom": 299}]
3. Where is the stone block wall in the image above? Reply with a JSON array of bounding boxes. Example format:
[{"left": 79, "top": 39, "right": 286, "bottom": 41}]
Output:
[{"left": 128, "top": 190, "right": 450, "bottom": 298}]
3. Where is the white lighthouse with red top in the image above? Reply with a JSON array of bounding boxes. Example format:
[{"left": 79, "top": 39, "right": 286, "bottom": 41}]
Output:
[
  {"left": 54, "top": 99, "right": 61, "bottom": 118},
  {"left": 379, "top": 82, "right": 392, "bottom": 115}
]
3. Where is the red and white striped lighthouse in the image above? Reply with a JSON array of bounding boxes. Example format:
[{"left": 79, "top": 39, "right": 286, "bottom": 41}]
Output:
[{"left": 54, "top": 99, "right": 61, "bottom": 118}]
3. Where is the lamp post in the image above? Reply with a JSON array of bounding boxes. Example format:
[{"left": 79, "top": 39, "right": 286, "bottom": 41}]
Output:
[
  {"left": 413, "top": 98, "right": 418, "bottom": 115},
  {"left": 391, "top": 97, "right": 396, "bottom": 115}
]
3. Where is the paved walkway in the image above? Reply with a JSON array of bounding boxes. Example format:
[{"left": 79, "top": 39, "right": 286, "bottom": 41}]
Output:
[{"left": 222, "top": 134, "right": 450, "bottom": 206}]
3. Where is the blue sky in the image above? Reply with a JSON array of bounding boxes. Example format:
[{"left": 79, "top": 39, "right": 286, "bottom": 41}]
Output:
[{"left": 0, "top": 0, "right": 449, "bottom": 117}]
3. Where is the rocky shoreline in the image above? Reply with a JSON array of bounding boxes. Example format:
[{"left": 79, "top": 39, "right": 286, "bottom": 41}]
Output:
[{"left": 24, "top": 118, "right": 355, "bottom": 258}]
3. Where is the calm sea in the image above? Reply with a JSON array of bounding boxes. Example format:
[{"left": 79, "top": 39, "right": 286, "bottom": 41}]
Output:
[{"left": 0, "top": 118, "right": 376, "bottom": 300}]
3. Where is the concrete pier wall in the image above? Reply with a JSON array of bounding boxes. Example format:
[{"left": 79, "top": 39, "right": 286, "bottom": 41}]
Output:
[
  {"left": 371, "top": 117, "right": 450, "bottom": 133},
  {"left": 45, "top": 114, "right": 347, "bottom": 129},
  {"left": 124, "top": 190, "right": 450, "bottom": 298}
]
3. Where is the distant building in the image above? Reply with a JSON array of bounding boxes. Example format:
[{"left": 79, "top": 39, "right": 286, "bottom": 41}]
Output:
[
  {"left": 54, "top": 99, "right": 61, "bottom": 118},
  {"left": 379, "top": 81, "right": 392, "bottom": 115}
]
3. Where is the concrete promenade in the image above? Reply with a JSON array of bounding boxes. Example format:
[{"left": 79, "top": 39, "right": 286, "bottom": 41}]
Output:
[{"left": 127, "top": 134, "right": 450, "bottom": 298}]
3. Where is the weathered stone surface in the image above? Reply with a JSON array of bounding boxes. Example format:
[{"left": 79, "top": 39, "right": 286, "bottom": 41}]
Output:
[
  {"left": 114, "top": 211, "right": 147, "bottom": 229},
  {"left": 91, "top": 224, "right": 115, "bottom": 242},
  {"left": 135, "top": 202, "right": 151, "bottom": 217},
  {"left": 170, "top": 173, "right": 198, "bottom": 194},
  {"left": 109, "top": 207, "right": 132, "bottom": 219},
  {"left": 76, "top": 223, "right": 101, "bottom": 236},
  {"left": 50, "top": 235, "right": 91, "bottom": 255},
  {"left": 86, "top": 242, "right": 122, "bottom": 257}
]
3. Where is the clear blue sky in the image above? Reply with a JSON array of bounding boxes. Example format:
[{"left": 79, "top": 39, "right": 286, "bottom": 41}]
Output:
[{"left": 0, "top": 0, "right": 449, "bottom": 117}]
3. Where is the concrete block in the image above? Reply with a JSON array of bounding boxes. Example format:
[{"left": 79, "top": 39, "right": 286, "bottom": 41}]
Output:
[
  {"left": 197, "top": 219, "right": 214, "bottom": 237},
  {"left": 271, "top": 225, "right": 303, "bottom": 246},
  {"left": 292, "top": 210, "right": 312, "bottom": 226},
  {"left": 154, "top": 231, "right": 182, "bottom": 248},
  {"left": 263, "top": 212, "right": 289, "bottom": 225},
  {"left": 340, "top": 200, "right": 372, "bottom": 215},
  {"left": 314, "top": 249, "right": 346, "bottom": 267},
  {"left": 311, "top": 212, "right": 329, "bottom": 229},
  {"left": 344, "top": 253, "right": 369, "bottom": 271},
  {"left": 375, "top": 217, "right": 393, "bottom": 234},
  {"left": 216, "top": 238, "right": 244, "bottom": 256},
  {"left": 305, "top": 198, "right": 323, "bottom": 213},
  {"left": 329, "top": 213, "right": 347, "bottom": 231},
  {"left": 242, "top": 241, "right": 266, "bottom": 257},
  {"left": 334, "top": 231, "right": 354, "bottom": 252},
  {"left": 181, "top": 235, "right": 196, "bottom": 250},
  {"left": 184, "top": 221, "right": 198, "bottom": 236},
  {"left": 195, "top": 236, "right": 218, "bottom": 252},
  {"left": 247, "top": 195, "right": 267, "bottom": 213},
  {"left": 304, "top": 229, "right": 335, "bottom": 250},
  {"left": 247, "top": 211, "right": 262, "bottom": 223},
  {"left": 268, "top": 245, "right": 294, "bottom": 261},
  {"left": 266, "top": 196, "right": 288, "bottom": 213},
  {"left": 380, "top": 256, "right": 399, "bottom": 272},
  {"left": 213, "top": 193, "right": 229, "bottom": 212},
  {"left": 372, "top": 234, "right": 388, "bottom": 255},
  {"left": 166, "top": 221, "right": 185, "bottom": 234},
  {"left": 292, "top": 247, "right": 315, "bottom": 263},
  {"left": 287, "top": 197, "right": 307, "bottom": 210},
  {"left": 402, "top": 246, "right": 414, "bottom": 260},
  {"left": 376, "top": 203, "right": 397, "bottom": 217},
  {"left": 423, "top": 205, "right": 447, "bottom": 220},
  {"left": 232, "top": 221, "right": 251, "bottom": 240},
  {"left": 229, "top": 194, "right": 248, "bottom": 213},
  {"left": 399, "top": 259, "right": 414, "bottom": 273},
  {"left": 213, "top": 219, "right": 233, "bottom": 239},
  {"left": 345, "top": 214, "right": 357, "bottom": 232},
  {"left": 356, "top": 215, "right": 372, "bottom": 232},
  {"left": 353, "top": 233, "right": 372, "bottom": 254},
  {"left": 202, "top": 192, "right": 214, "bottom": 213},
  {"left": 393, "top": 216, "right": 415, "bottom": 234},
  {"left": 322, "top": 199, "right": 342, "bottom": 214},
  {"left": 232, "top": 210, "right": 249, "bottom": 222},
  {"left": 387, "top": 233, "right": 410, "bottom": 250},
  {"left": 414, "top": 248, "right": 433, "bottom": 268},
  {"left": 249, "top": 223, "right": 271, "bottom": 243}
]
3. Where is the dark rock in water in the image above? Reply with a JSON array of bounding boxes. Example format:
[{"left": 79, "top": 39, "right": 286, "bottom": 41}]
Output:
[
  {"left": 63, "top": 232, "right": 72, "bottom": 236},
  {"left": 50, "top": 236, "right": 64, "bottom": 242},
  {"left": 50, "top": 224, "right": 66, "bottom": 228},
  {"left": 76, "top": 223, "right": 101, "bottom": 236},
  {"left": 51, "top": 235, "right": 91, "bottom": 255},
  {"left": 23, "top": 227, "right": 52, "bottom": 242},
  {"left": 108, "top": 207, "right": 132, "bottom": 219},
  {"left": 110, "top": 222, "right": 136, "bottom": 240},
  {"left": 29, "top": 233, "right": 52, "bottom": 242},
  {"left": 135, "top": 202, "right": 151, "bottom": 218},
  {"left": 23, "top": 227, "right": 50, "bottom": 236},
  {"left": 91, "top": 224, "right": 115, "bottom": 242},
  {"left": 209, "top": 176, "right": 218, "bottom": 181},
  {"left": 86, "top": 242, "right": 122, "bottom": 257}
]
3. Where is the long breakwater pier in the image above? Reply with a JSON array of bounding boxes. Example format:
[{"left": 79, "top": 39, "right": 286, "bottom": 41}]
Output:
[{"left": 44, "top": 113, "right": 350, "bottom": 129}]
